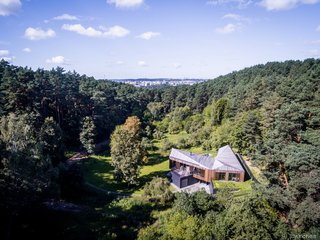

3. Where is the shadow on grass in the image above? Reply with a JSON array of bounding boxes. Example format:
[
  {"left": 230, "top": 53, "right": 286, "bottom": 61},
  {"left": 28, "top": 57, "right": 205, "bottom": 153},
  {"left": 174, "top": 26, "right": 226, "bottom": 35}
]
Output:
[
  {"left": 94, "top": 198, "right": 170, "bottom": 240},
  {"left": 81, "top": 157, "right": 132, "bottom": 193},
  {"left": 145, "top": 152, "right": 168, "bottom": 166},
  {"left": 81, "top": 151, "right": 170, "bottom": 194}
]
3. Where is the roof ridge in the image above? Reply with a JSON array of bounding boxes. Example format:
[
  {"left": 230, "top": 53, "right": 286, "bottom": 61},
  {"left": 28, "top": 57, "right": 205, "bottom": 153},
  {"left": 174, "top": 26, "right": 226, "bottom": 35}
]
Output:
[
  {"left": 172, "top": 149, "right": 214, "bottom": 169},
  {"left": 215, "top": 158, "right": 242, "bottom": 171}
]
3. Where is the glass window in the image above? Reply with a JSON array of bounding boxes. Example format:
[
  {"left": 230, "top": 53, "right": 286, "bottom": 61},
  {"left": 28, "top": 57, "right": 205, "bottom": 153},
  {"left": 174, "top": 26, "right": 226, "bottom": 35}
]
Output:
[
  {"left": 228, "top": 173, "right": 240, "bottom": 182},
  {"left": 216, "top": 172, "right": 226, "bottom": 180},
  {"left": 194, "top": 168, "right": 205, "bottom": 177}
]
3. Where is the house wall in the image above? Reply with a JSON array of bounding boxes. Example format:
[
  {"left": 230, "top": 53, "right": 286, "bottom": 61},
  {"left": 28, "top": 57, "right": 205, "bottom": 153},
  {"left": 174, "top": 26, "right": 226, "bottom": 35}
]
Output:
[
  {"left": 171, "top": 171, "right": 182, "bottom": 187},
  {"left": 170, "top": 158, "right": 245, "bottom": 183},
  {"left": 240, "top": 172, "right": 245, "bottom": 182},
  {"left": 193, "top": 172, "right": 207, "bottom": 181},
  {"left": 210, "top": 170, "right": 245, "bottom": 182},
  {"left": 171, "top": 171, "right": 199, "bottom": 188}
]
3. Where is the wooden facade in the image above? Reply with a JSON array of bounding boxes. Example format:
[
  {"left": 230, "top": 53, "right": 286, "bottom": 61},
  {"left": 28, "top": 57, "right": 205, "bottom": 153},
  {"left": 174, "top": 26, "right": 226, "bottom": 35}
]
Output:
[{"left": 169, "top": 158, "right": 245, "bottom": 183}]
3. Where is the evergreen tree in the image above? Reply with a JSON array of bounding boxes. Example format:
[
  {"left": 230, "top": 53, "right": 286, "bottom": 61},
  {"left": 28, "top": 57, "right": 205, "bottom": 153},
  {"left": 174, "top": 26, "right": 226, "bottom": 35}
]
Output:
[
  {"left": 214, "top": 192, "right": 290, "bottom": 240},
  {"left": 233, "top": 111, "right": 262, "bottom": 155},
  {"left": 0, "top": 113, "right": 57, "bottom": 209},
  {"left": 80, "top": 116, "right": 96, "bottom": 154},
  {"left": 39, "top": 117, "right": 64, "bottom": 166}
]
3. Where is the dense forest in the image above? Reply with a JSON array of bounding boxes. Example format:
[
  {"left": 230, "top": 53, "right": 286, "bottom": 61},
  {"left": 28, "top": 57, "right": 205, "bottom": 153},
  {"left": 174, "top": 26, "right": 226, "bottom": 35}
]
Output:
[{"left": 0, "top": 59, "right": 319, "bottom": 239}]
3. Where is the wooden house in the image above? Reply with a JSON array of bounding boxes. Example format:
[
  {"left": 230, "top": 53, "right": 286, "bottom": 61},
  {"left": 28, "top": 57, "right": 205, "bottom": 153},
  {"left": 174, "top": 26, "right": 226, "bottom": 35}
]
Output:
[{"left": 169, "top": 145, "right": 245, "bottom": 188}]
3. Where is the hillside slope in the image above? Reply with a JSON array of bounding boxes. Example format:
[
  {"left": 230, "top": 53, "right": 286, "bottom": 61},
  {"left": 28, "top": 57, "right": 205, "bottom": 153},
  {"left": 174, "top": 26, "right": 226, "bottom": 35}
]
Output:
[{"left": 151, "top": 58, "right": 320, "bottom": 232}]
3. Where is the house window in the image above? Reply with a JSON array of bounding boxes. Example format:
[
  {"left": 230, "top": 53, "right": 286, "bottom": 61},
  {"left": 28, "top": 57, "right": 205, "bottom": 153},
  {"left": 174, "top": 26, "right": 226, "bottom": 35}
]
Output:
[
  {"left": 216, "top": 172, "right": 226, "bottom": 180},
  {"left": 194, "top": 168, "right": 205, "bottom": 177},
  {"left": 228, "top": 173, "right": 240, "bottom": 182}
]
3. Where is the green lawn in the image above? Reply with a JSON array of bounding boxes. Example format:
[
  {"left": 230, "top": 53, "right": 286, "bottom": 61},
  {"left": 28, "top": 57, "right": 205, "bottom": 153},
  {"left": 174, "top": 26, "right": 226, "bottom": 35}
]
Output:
[
  {"left": 158, "top": 131, "right": 217, "bottom": 155},
  {"left": 81, "top": 150, "right": 169, "bottom": 195},
  {"left": 213, "top": 179, "right": 253, "bottom": 197},
  {"left": 81, "top": 132, "right": 195, "bottom": 195},
  {"left": 165, "top": 131, "right": 189, "bottom": 143}
]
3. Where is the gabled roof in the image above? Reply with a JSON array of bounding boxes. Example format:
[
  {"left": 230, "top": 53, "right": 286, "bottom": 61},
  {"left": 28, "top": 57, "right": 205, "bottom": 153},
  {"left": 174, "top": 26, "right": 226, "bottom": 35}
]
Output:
[{"left": 169, "top": 145, "right": 244, "bottom": 172}]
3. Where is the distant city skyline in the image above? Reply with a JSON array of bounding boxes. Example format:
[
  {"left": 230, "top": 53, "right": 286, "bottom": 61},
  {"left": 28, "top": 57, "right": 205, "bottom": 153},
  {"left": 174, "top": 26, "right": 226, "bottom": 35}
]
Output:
[
  {"left": 110, "top": 78, "right": 206, "bottom": 87},
  {"left": 0, "top": 0, "right": 320, "bottom": 79}
]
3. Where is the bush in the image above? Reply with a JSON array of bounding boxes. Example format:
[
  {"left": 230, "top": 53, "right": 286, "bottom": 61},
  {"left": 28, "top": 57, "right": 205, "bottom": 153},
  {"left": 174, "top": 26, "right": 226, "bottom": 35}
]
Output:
[
  {"left": 177, "top": 138, "right": 190, "bottom": 149},
  {"left": 186, "top": 133, "right": 201, "bottom": 147},
  {"left": 168, "top": 121, "right": 183, "bottom": 134},
  {"left": 161, "top": 139, "right": 174, "bottom": 152},
  {"left": 143, "top": 177, "right": 173, "bottom": 205},
  {"left": 153, "top": 129, "right": 164, "bottom": 140},
  {"left": 141, "top": 137, "right": 154, "bottom": 151}
]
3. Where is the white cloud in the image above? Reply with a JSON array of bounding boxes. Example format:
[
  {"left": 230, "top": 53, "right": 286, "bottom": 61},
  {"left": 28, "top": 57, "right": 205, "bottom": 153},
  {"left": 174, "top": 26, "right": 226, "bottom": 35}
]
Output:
[
  {"left": 207, "top": 0, "right": 252, "bottom": 8},
  {"left": 0, "top": 49, "right": 9, "bottom": 56},
  {"left": 106, "top": 25, "right": 130, "bottom": 38},
  {"left": 115, "top": 60, "right": 124, "bottom": 65},
  {"left": 316, "top": 25, "right": 320, "bottom": 31},
  {"left": 0, "top": 49, "right": 14, "bottom": 62},
  {"left": 137, "top": 31, "right": 160, "bottom": 40},
  {"left": 138, "top": 60, "right": 147, "bottom": 67},
  {"left": 62, "top": 24, "right": 130, "bottom": 38},
  {"left": 260, "top": 0, "right": 320, "bottom": 11},
  {"left": 107, "top": 0, "right": 144, "bottom": 8},
  {"left": 53, "top": 14, "right": 79, "bottom": 21},
  {"left": 46, "top": 56, "right": 68, "bottom": 65},
  {"left": 0, "top": 0, "right": 21, "bottom": 16},
  {"left": 22, "top": 47, "right": 31, "bottom": 52},
  {"left": 0, "top": 56, "right": 14, "bottom": 62},
  {"left": 24, "top": 27, "right": 56, "bottom": 40},
  {"left": 216, "top": 23, "right": 241, "bottom": 34},
  {"left": 62, "top": 24, "right": 101, "bottom": 37},
  {"left": 222, "top": 13, "right": 250, "bottom": 22}
]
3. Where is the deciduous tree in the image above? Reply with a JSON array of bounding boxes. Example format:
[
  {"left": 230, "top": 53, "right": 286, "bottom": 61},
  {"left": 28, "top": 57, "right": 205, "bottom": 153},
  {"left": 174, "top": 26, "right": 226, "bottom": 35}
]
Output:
[{"left": 110, "top": 116, "right": 144, "bottom": 185}]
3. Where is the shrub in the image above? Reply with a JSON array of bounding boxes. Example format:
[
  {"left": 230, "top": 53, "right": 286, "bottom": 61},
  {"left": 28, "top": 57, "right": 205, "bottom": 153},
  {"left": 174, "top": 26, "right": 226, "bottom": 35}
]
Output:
[
  {"left": 143, "top": 177, "right": 173, "bottom": 205},
  {"left": 153, "top": 129, "right": 164, "bottom": 140},
  {"left": 177, "top": 138, "right": 189, "bottom": 149},
  {"left": 161, "top": 139, "right": 174, "bottom": 152}
]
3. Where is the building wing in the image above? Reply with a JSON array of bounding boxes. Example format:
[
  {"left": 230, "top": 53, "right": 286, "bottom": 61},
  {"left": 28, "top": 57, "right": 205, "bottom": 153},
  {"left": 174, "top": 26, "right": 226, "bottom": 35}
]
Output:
[
  {"left": 169, "top": 145, "right": 244, "bottom": 172},
  {"left": 214, "top": 145, "right": 244, "bottom": 172}
]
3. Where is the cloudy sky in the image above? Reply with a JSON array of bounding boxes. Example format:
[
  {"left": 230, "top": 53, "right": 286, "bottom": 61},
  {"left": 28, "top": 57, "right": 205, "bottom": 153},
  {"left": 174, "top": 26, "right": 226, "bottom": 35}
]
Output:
[{"left": 0, "top": 0, "right": 320, "bottom": 79}]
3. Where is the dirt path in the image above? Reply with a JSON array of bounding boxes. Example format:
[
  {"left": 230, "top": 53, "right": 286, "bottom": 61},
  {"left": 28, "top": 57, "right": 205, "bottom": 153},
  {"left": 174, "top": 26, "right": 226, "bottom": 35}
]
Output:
[{"left": 65, "top": 151, "right": 88, "bottom": 166}]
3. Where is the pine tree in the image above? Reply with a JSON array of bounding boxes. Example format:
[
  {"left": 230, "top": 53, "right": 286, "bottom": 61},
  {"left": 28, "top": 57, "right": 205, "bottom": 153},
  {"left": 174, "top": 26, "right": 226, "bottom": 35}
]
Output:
[
  {"left": 80, "top": 116, "right": 96, "bottom": 154},
  {"left": 39, "top": 117, "right": 64, "bottom": 166}
]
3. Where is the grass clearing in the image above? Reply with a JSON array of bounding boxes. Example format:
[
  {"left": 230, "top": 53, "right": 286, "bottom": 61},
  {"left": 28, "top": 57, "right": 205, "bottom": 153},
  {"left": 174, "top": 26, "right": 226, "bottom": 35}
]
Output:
[
  {"left": 158, "top": 131, "right": 217, "bottom": 155},
  {"left": 166, "top": 131, "right": 189, "bottom": 143},
  {"left": 213, "top": 179, "right": 252, "bottom": 191},
  {"left": 81, "top": 149, "right": 169, "bottom": 195},
  {"left": 213, "top": 179, "right": 253, "bottom": 197}
]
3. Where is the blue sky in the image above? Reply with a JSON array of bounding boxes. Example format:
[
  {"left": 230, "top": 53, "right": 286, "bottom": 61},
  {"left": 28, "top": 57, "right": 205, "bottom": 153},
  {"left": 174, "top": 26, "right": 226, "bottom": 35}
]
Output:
[{"left": 0, "top": 0, "right": 320, "bottom": 79}]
